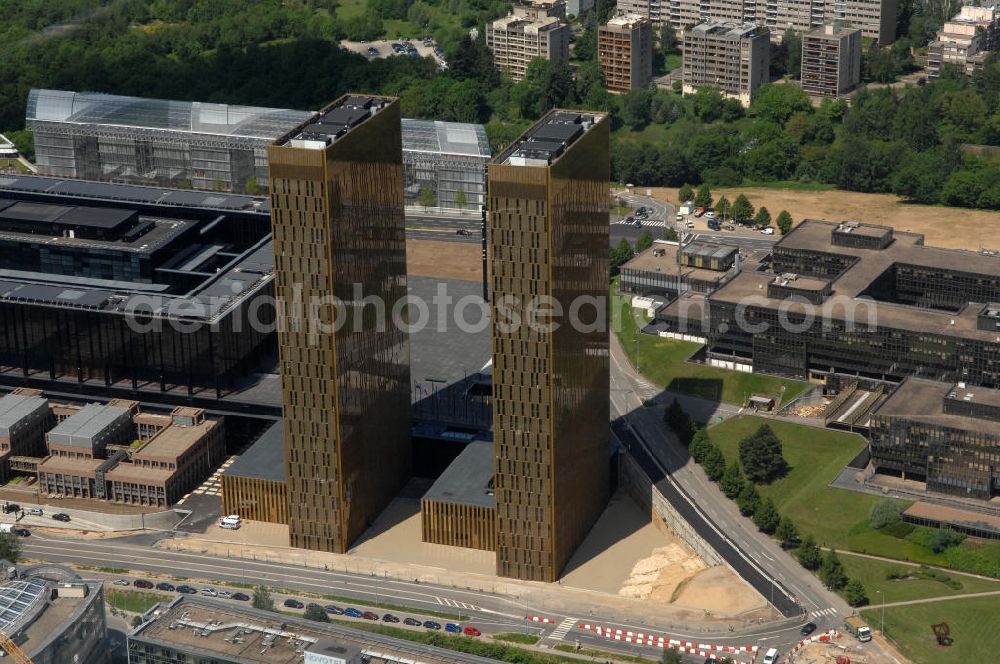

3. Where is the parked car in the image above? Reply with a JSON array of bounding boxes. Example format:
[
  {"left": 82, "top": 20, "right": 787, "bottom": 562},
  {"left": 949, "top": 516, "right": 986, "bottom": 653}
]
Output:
[
  {"left": 133, "top": 579, "right": 153, "bottom": 589},
  {"left": 382, "top": 614, "right": 400, "bottom": 623},
  {"left": 725, "top": 224, "right": 735, "bottom": 231},
  {"left": 217, "top": 590, "right": 232, "bottom": 599},
  {"left": 200, "top": 588, "right": 217, "bottom": 597},
  {"left": 685, "top": 221, "right": 695, "bottom": 228},
  {"left": 325, "top": 605, "right": 344, "bottom": 615},
  {"left": 463, "top": 626, "right": 482, "bottom": 636},
  {"left": 801, "top": 622, "right": 817, "bottom": 636},
  {"left": 27, "top": 507, "right": 43, "bottom": 516},
  {"left": 625, "top": 216, "right": 634, "bottom": 223},
  {"left": 362, "top": 611, "right": 379, "bottom": 621},
  {"left": 445, "top": 623, "right": 462, "bottom": 634},
  {"left": 456, "top": 229, "right": 471, "bottom": 236},
  {"left": 51, "top": 513, "right": 71, "bottom": 522},
  {"left": 14, "top": 528, "right": 29, "bottom": 537},
  {"left": 2, "top": 503, "right": 19, "bottom": 514},
  {"left": 283, "top": 599, "right": 304, "bottom": 609},
  {"left": 232, "top": 593, "right": 250, "bottom": 601},
  {"left": 762, "top": 648, "right": 780, "bottom": 664},
  {"left": 176, "top": 585, "right": 197, "bottom": 594},
  {"left": 112, "top": 579, "right": 130, "bottom": 586},
  {"left": 344, "top": 608, "right": 363, "bottom": 618},
  {"left": 404, "top": 617, "right": 422, "bottom": 626},
  {"left": 675, "top": 213, "right": 684, "bottom": 221},
  {"left": 155, "top": 582, "right": 175, "bottom": 592},
  {"left": 423, "top": 621, "right": 441, "bottom": 630},
  {"left": 761, "top": 226, "right": 775, "bottom": 235}
]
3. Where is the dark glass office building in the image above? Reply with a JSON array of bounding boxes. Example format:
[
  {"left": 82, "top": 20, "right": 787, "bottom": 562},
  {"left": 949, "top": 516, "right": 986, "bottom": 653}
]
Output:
[
  {"left": 268, "top": 95, "right": 411, "bottom": 553},
  {"left": 489, "top": 110, "right": 610, "bottom": 582}
]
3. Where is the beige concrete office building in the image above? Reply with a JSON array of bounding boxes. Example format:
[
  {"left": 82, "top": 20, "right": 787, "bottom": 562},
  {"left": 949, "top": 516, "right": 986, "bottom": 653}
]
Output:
[
  {"left": 801, "top": 24, "right": 863, "bottom": 98},
  {"left": 682, "top": 22, "right": 770, "bottom": 106},
  {"left": 598, "top": 14, "right": 654, "bottom": 92},
  {"left": 486, "top": 0, "right": 570, "bottom": 81},
  {"left": 927, "top": 5, "right": 1000, "bottom": 79}
]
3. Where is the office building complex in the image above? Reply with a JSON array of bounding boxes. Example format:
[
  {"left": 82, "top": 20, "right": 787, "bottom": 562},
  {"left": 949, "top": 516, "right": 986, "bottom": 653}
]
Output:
[
  {"left": 801, "top": 24, "right": 863, "bottom": 98},
  {"left": 27, "top": 89, "right": 314, "bottom": 193},
  {"left": 129, "top": 595, "right": 503, "bottom": 664},
  {"left": 869, "top": 378, "right": 1000, "bottom": 498},
  {"left": 268, "top": 95, "right": 411, "bottom": 553},
  {"left": 420, "top": 439, "right": 497, "bottom": 551},
  {"left": 682, "top": 22, "right": 770, "bottom": 106},
  {"left": 617, "top": 0, "right": 896, "bottom": 44},
  {"left": 927, "top": 5, "right": 1000, "bottom": 79},
  {"left": 0, "top": 389, "right": 52, "bottom": 482},
  {"left": 401, "top": 119, "right": 491, "bottom": 211},
  {"left": 486, "top": 1, "right": 571, "bottom": 81},
  {"left": 620, "top": 239, "right": 740, "bottom": 297},
  {"left": 598, "top": 14, "right": 654, "bottom": 92},
  {"left": 488, "top": 110, "right": 610, "bottom": 581},
  {"left": 221, "top": 421, "right": 289, "bottom": 524},
  {"left": 0, "top": 565, "right": 108, "bottom": 664}
]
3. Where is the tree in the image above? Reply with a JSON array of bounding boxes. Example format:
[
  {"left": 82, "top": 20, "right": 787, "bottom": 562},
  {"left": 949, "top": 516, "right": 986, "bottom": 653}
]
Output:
[
  {"left": 213, "top": 177, "right": 225, "bottom": 192},
  {"left": 749, "top": 84, "right": 812, "bottom": 124},
  {"left": 775, "top": 517, "right": 799, "bottom": 549},
  {"left": 869, "top": 499, "right": 903, "bottom": 529},
  {"left": 664, "top": 227, "right": 679, "bottom": 241},
  {"left": 636, "top": 230, "right": 655, "bottom": 253},
  {"left": 703, "top": 444, "right": 727, "bottom": 482},
  {"left": 454, "top": 188, "right": 468, "bottom": 209},
  {"left": 610, "top": 238, "right": 634, "bottom": 276},
  {"left": 622, "top": 88, "right": 655, "bottom": 129},
  {"left": 689, "top": 427, "right": 712, "bottom": 463},
  {"left": 797, "top": 533, "right": 822, "bottom": 570},
  {"left": 661, "top": 649, "right": 682, "bottom": 664},
  {"left": 244, "top": 176, "right": 260, "bottom": 195},
  {"left": 659, "top": 23, "right": 679, "bottom": 55},
  {"left": 304, "top": 604, "right": 331, "bottom": 622},
  {"left": 730, "top": 194, "right": 755, "bottom": 224},
  {"left": 737, "top": 482, "right": 760, "bottom": 516},
  {"left": 738, "top": 424, "right": 789, "bottom": 484},
  {"left": 753, "top": 206, "right": 772, "bottom": 229},
  {"left": 419, "top": 186, "right": 435, "bottom": 208},
  {"left": 663, "top": 399, "right": 695, "bottom": 446},
  {"left": 252, "top": 585, "right": 275, "bottom": 611},
  {"left": 753, "top": 497, "right": 780, "bottom": 534},
  {"left": 820, "top": 549, "right": 848, "bottom": 590},
  {"left": 678, "top": 183, "right": 694, "bottom": 203},
  {"left": 694, "top": 183, "right": 713, "bottom": 208},
  {"left": 720, "top": 459, "right": 745, "bottom": 498},
  {"left": 844, "top": 579, "right": 869, "bottom": 607},
  {"left": 776, "top": 209, "right": 793, "bottom": 235},
  {"left": 783, "top": 28, "right": 802, "bottom": 79},
  {"left": 716, "top": 195, "right": 731, "bottom": 219},
  {"left": 0, "top": 533, "right": 21, "bottom": 562}
]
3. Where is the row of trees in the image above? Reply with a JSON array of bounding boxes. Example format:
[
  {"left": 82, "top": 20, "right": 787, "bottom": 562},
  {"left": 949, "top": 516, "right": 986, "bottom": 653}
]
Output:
[
  {"left": 663, "top": 403, "right": 870, "bottom": 607},
  {"left": 677, "top": 184, "right": 795, "bottom": 232}
]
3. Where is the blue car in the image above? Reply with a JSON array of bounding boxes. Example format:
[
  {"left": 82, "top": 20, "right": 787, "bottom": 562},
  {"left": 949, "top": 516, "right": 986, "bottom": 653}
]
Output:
[
  {"left": 344, "top": 608, "right": 363, "bottom": 618},
  {"left": 445, "top": 623, "right": 462, "bottom": 634},
  {"left": 423, "top": 621, "right": 441, "bottom": 630}
]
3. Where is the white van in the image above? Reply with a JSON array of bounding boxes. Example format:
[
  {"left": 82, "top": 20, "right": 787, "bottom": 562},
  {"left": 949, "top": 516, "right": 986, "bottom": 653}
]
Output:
[
  {"left": 762, "top": 648, "right": 780, "bottom": 664},
  {"left": 219, "top": 514, "right": 242, "bottom": 529}
]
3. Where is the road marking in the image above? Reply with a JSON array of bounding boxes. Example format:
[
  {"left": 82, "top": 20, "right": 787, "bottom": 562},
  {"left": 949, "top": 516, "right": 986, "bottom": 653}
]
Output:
[
  {"left": 615, "top": 219, "right": 667, "bottom": 228},
  {"left": 549, "top": 617, "right": 576, "bottom": 640},
  {"left": 811, "top": 608, "right": 837, "bottom": 618}
]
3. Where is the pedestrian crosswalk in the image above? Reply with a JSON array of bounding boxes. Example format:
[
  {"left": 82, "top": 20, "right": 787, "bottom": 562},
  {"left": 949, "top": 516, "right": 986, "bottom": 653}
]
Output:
[
  {"left": 436, "top": 596, "right": 482, "bottom": 611},
  {"left": 615, "top": 219, "right": 667, "bottom": 228},
  {"left": 176, "top": 456, "right": 236, "bottom": 504},
  {"left": 812, "top": 607, "right": 838, "bottom": 618},
  {"left": 549, "top": 617, "right": 577, "bottom": 640}
]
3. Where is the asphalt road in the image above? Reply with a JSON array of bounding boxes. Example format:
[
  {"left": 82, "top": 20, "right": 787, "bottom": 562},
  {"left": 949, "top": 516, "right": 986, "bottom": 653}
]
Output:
[{"left": 406, "top": 214, "right": 482, "bottom": 243}]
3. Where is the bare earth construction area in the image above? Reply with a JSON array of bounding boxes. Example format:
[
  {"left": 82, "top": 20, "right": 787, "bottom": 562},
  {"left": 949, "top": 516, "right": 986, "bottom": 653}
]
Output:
[{"left": 653, "top": 186, "right": 1000, "bottom": 251}]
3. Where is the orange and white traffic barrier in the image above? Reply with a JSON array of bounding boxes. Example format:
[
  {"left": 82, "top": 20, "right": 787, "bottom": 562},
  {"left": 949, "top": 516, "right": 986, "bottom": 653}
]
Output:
[{"left": 525, "top": 615, "right": 553, "bottom": 624}]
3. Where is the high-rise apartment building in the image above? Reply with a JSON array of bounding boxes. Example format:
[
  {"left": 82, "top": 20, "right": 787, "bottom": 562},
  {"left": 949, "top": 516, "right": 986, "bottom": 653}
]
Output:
[
  {"left": 488, "top": 110, "right": 610, "bottom": 582},
  {"left": 598, "top": 14, "right": 655, "bottom": 92},
  {"left": 682, "top": 22, "right": 770, "bottom": 106},
  {"left": 801, "top": 24, "right": 862, "bottom": 98},
  {"left": 617, "top": 0, "right": 896, "bottom": 44},
  {"left": 927, "top": 5, "right": 1000, "bottom": 79},
  {"left": 487, "top": 0, "right": 571, "bottom": 81},
  {"left": 267, "top": 95, "right": 411, "bottom": 553}
]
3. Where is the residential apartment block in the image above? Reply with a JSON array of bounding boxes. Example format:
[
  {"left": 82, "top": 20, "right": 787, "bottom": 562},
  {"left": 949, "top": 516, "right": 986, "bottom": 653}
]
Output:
[
  {"left": 486, "top": 0, "right": 570, "bottom": 81},
  {"left": 927, "top": 5, "right": 1000, "bottom": 79},
  {"left": 682, "top": 22, "right": 770, "bottom": 106},
  {"left": 801, "top": 24, "right": 863, "bottom": 98},
  {"left": 488, "top": 110, "right": 611, "bottom": 581},
  {"left": 267, "top": 95, "right": 412, "bottom": 553},
  {"left": 598, "top": 14, "right": 654, "bottom": 92},
  {"left": 617, "top": 0, "right": 896, "bottom": 44}
]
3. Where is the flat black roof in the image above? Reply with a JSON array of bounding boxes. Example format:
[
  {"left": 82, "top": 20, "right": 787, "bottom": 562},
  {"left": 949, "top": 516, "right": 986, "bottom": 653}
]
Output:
[
  {"left": 498, "top": 109, "right": 606, "bottom": 165},
  {"left": 285, "top": 95, "right": 392, "bottom": 146},
  {"left": 422, "top": 439, "right": 495, "bottom": 508},
  {"left": 224, "top": 420, "right": 285, "bottom": 482}
]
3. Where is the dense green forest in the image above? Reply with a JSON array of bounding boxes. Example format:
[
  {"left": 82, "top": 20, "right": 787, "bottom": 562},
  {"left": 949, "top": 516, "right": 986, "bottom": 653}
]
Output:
[{"left": 2, "top": 0, "right": 1000, "bottom": 210}]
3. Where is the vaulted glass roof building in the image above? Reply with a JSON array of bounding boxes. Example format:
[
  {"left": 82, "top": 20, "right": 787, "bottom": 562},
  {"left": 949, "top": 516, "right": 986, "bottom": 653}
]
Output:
[{"left": 27, "top": 89, "right": 315, "bottom": 194}]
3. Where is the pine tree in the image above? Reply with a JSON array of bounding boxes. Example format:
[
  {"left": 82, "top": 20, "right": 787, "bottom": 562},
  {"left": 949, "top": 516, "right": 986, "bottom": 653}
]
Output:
[
  {"left": 738, "top": 424, "right": 789, "bottom": 484},
  {"left": 678, "top": 183, "right": 694, "bottom": 203},
  {"left": 730, "top": 194, "right": 755, "bottom": 223},
  {"left": 844, "top": 579, "right": 869, "bottom": 607},
  {"left": 716, "top": 195, "right": 731, "bottom": 219},
  {"left": 753, "top": 497, "right": 780, "bottom": 534},
  {"left": 776, "top": 209, "right": 793, "bottom": 235},
  {"left": 694, "top": 183, "right": 713, "bottom": 208},
  {"left": 689, "top": 427, "right": 711, "bottom": 463},
  {"left": 820, "top": 549, "right": 848, "bottom": 590},
  {"left": 720, "top": 459, "right": 745, "bottom": 498},
  {"left": 663, "top": 399, "right": 695, "bottom": 446},
  {"left": 703, "top": 444, "right": 727, "bottom": 482},
  {"left": 775, "top": 517, "right": 799, "bottom": 549},
  {"left": 754, "top": 206, "right": 772, "bottom": 229},
  {"left": 737, "top": 482, "right": 761, "bottom": 516},
  {"left": 797, "top": 533, "right": 822, "bottom": 570}
]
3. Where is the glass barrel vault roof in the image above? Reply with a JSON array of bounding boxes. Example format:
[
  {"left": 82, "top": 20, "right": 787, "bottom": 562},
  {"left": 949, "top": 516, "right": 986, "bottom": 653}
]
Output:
[{"left": 401, "top": 118, "right": 491, "bottom": 158}]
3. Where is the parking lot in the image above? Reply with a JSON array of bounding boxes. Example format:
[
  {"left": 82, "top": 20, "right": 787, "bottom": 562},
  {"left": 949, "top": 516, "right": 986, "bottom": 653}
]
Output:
[{"left": 341, "top": 38, "right": 446, "bottom": 68}]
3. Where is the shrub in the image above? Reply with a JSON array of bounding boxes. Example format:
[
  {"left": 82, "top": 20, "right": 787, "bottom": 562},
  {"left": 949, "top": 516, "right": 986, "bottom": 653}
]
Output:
[
  {"left": 881, "top": 521, "right": 916, "bottom": 539},
  {"left": 906, "top": 526, "right": 966, "bottom": 553},
  {"left": 869, "top": 499, "right": 903, "bottom": 529},
  {"left": 944, "top": 548, "right": 1000, "bottom": 579}
]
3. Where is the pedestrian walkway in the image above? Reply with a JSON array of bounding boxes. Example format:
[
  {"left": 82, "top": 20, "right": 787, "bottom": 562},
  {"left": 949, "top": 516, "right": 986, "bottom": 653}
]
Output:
[
  {"left": 810, "top": 607, "right": 838, "bottom": 618},
  {"left": 436, "top": 597, "right": 482, "bottom": 612},
  {"left": 177, "top": 456, "right": 235, "bottom": 504},
  {"left": 549, "top": 617, "right": 577, "bottom": 641},
  {"left": 615, "top": 218, "right": 667, "bottom": 228}
]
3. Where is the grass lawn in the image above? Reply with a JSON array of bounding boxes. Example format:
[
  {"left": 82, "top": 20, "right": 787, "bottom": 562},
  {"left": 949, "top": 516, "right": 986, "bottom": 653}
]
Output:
[
  {"left": 839, "top": 555, "right": 1000, "bottom": 604},
  {"left": 738, "top": 179, "right": 836, "bottom": 192},
  {"left": 336, "top": 0, "right": 367, "bottom": 21},
  {"left": 0, "top": 159, "right": 27, "bottom": 173},
  {"left": 106, "top": 589, "right": 163, "bottom": 614},
  {"left": 612, "top": 290, "right": 809, "bottom": 407},
  {"left": 862, "top": 596, "right": 1000, "bottom": 664}
]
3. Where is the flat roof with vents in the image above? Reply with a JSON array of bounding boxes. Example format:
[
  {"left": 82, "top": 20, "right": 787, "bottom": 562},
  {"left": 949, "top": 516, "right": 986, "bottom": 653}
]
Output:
[
  {"left": 46, "top": 403, "right": 129, "bottom": 449},
  {"left": 0, "top": 393, "right": 49, "bottom": 438},
  {"left": 498, "top": 110, "right": 606, "bottom": 166}
]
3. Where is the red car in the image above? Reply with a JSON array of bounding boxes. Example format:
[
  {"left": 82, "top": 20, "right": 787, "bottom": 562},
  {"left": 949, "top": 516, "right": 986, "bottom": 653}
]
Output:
[
  {"left": 362, "top": 611, "right": 379, "bottom": 621},
  {"left": 463, "top": 626, "right": 481, "bottom": 637},
  {"left": 133, "top": 579, "right": 153, "bottom": 589}
]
